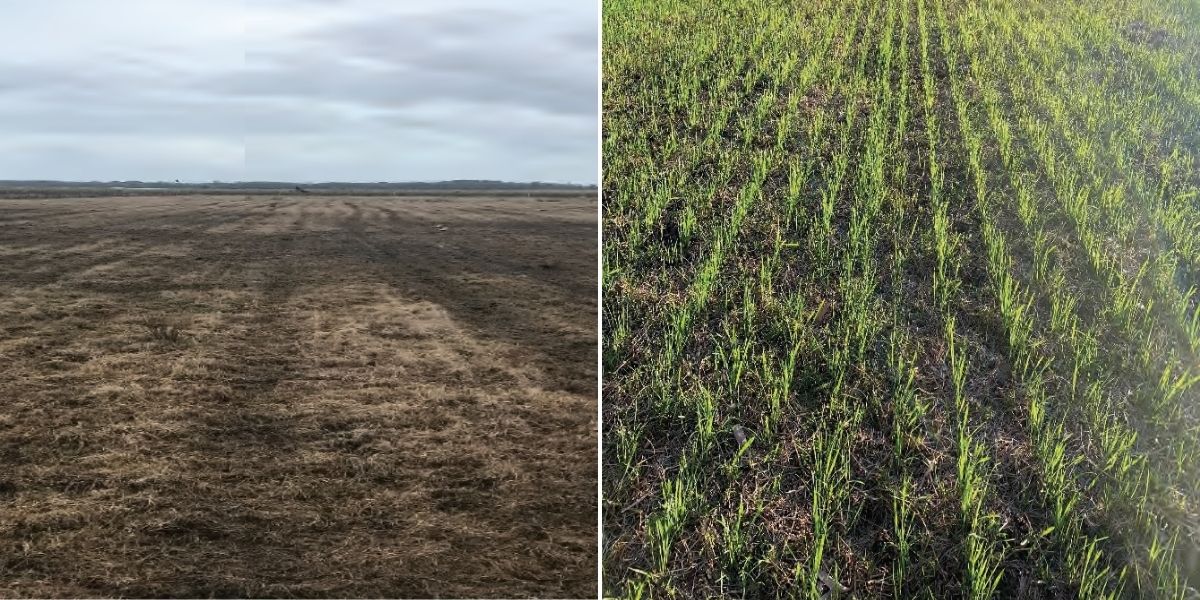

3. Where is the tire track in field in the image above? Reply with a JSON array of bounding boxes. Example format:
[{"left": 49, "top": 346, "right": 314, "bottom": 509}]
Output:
[
  {"left": 328, "top": 197, "right": 596, "bottom": 596},
  {"left": 91, "top": 205, "right": 314, "bottom": 597},
  {"left": 0, "top": 242, "right": 157, "bottom": 290},
  {"left": 0, "top": 197, "right": 238, "bottom": 234},
  {"left": 339, "top": 199, "right": 596, "bottom": 395},
  {"left": 0, "top": 197, "right": 198, "bottom": 221}
]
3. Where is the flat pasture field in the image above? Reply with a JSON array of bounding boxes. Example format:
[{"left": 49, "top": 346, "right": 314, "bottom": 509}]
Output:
[
  {"left": 603, "top": 0, "right": 1200, "bottom": 597},
  {"left": 0, "top": 194, "right": 596, "bottom": 598}
]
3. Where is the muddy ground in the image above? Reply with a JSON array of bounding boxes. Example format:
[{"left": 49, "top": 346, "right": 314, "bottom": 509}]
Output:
[{"left": 0, "top": 194, "right": 597, "bottom": 598}]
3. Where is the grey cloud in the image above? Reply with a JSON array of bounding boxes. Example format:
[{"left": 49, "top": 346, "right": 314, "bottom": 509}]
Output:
[
  {"left": 221, "top": 8, "right": 598, "bottom": 118},
  {"left": 0, "top": 0, "right": 597, "bottom": 183}
]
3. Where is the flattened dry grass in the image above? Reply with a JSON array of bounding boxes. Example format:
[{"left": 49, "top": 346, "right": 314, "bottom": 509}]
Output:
[{"left": 0, "top": 194, "right": 597, "bottom": 598}]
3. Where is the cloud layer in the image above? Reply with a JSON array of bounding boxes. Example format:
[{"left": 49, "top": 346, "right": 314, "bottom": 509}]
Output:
[{"left": 0, "top": 0, "right": 598, "bottom": 183}]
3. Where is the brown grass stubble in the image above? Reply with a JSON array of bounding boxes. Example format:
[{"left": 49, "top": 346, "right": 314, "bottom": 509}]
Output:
[{"left": 0, "top": 194, "right": 597, "bottom": 598}]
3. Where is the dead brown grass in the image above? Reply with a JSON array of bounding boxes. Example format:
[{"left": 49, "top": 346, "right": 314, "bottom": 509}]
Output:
[{"left": 0, "top": 194, "right": 597, "bottom": 598}]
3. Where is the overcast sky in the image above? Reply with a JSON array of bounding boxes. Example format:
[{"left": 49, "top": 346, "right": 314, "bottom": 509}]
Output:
[{"left": 0, "top": 0, "right": 598, "bottom": 183}]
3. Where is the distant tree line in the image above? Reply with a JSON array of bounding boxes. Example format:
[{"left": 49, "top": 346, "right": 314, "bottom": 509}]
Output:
[{"left": 0, "top": 180, "right": 597, "bottom": 191}]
